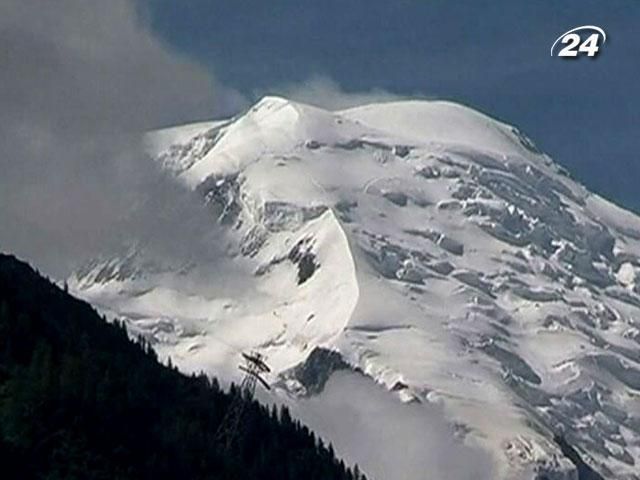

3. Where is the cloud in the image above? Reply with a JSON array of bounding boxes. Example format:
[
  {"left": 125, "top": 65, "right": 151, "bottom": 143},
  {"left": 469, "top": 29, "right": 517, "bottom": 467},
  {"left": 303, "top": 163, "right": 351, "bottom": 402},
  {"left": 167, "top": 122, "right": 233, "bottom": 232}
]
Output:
[
  {"left": 0, "top": 0, "right": 247, "bottom": 276},
  {"left": 292, "top": 371, "right": 495, "bottom": 480},
  {"left": 272, "top": 75, "right": 427, "bottom": 110}
]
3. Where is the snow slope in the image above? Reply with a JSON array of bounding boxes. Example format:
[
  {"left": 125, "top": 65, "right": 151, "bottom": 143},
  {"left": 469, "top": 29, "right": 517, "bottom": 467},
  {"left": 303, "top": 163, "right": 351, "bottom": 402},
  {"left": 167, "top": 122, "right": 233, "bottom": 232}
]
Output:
[{"left": 72, "top": 96, "right": 640, "bottom": 479}]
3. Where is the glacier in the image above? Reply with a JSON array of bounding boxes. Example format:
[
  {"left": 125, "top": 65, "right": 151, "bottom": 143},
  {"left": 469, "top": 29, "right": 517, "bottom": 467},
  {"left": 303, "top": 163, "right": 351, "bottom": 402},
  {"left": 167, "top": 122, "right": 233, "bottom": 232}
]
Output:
[{"left": 71, "top": 96, "right": 640, "bottom": 479}]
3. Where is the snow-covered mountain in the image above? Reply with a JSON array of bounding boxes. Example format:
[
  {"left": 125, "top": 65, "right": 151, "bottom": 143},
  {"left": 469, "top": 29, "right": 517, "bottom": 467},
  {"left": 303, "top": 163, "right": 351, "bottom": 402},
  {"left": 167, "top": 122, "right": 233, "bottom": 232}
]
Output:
[{"left": 71, "top": 96, "right": 640, "bottom": 479}]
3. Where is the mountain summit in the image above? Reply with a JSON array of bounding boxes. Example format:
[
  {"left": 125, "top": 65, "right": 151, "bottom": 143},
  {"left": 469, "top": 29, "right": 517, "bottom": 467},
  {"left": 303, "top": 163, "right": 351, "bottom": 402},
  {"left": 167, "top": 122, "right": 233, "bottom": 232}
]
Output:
[{"left": 72, "top": 96, "right": 640, "bottom": 479}]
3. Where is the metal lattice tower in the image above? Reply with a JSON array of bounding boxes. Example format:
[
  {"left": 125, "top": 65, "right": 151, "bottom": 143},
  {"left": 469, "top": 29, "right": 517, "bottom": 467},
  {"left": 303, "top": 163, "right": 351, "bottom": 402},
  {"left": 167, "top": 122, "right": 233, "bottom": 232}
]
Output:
[{"left": 215, "top": 351, "right": 271, "bottom": 451}]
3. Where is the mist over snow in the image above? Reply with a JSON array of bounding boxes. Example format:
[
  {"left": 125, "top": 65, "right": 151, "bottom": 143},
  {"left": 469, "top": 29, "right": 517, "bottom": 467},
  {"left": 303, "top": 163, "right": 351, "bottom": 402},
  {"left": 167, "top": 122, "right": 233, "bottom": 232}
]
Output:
[
  {"left": 292, "top": 371, "right": 495, "bottom": 480},
  {"left": 271, "top": 75, "right": 415, "bottom": 111},
  {"left": 0, "top": 0, "right": 247, "bottom": 276}
]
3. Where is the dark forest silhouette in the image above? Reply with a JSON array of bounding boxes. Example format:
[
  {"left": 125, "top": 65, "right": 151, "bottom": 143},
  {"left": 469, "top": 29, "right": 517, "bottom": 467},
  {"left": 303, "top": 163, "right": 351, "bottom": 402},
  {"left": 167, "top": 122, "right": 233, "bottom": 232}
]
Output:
[{"left": 0, "top": 253, "right": 366, "bottom": 480}]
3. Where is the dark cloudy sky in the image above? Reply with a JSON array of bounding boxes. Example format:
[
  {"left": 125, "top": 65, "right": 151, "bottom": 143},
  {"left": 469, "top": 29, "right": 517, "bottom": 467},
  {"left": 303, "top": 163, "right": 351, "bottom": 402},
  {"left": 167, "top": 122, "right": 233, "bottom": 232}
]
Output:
[{"left": 145, "top": 0, "right": 640, "bottom": 211}]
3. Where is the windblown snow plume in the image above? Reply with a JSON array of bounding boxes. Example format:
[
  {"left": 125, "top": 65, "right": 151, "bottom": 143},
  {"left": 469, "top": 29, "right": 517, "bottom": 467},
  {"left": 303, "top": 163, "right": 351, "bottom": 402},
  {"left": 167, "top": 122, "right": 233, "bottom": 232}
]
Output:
[{"left": 73, "top": 96, "right": 640, "bottom": 479}]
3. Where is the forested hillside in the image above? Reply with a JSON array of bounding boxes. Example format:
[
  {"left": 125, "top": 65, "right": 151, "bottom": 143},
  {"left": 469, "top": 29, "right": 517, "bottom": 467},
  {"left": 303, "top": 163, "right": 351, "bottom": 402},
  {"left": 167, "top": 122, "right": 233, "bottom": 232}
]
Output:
[{"left": 0, "top": 253, "right": 364, "bottom": 480}]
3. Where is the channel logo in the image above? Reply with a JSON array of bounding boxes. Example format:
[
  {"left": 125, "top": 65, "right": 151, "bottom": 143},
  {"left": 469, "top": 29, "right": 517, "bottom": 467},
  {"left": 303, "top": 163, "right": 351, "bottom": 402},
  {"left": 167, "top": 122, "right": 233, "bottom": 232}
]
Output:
[{"left": 550, "top": 25, "right": 606, "bottom": 58}]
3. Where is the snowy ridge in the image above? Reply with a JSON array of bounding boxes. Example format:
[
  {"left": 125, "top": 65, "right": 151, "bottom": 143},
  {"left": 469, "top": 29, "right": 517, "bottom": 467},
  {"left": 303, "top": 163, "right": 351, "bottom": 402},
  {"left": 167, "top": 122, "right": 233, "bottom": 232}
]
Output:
[{"left": 72, "top": 96, "right": 640, "bottom": 479}]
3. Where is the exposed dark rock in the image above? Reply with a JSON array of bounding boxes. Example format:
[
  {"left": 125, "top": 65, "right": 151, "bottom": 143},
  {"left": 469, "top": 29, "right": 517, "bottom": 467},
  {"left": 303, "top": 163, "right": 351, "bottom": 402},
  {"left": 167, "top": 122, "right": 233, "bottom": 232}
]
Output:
[
  {"left": 296, "top": 253, "right": 318, "bottom": 284},
  {"left": 393, "top": 145, "right": 411, "bottom": 157},
  {"left": 305, "top": 139, "right": 322, "bottom": 149},
  {"left": 288, "top": 347, "right": 349, "bottom": 396},
  {"left": 288, "top": 238, "right": 320, "bottom": 284},
  {"left": 391, "top": 380, "right": 409, "bottom": 391}
]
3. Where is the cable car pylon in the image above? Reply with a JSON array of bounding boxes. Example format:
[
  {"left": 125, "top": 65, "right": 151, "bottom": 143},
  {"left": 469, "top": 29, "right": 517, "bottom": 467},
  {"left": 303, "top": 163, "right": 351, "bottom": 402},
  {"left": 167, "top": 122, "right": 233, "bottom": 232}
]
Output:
[{"left": 215, "top": 351, "right": 271, "bottom": 450}]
